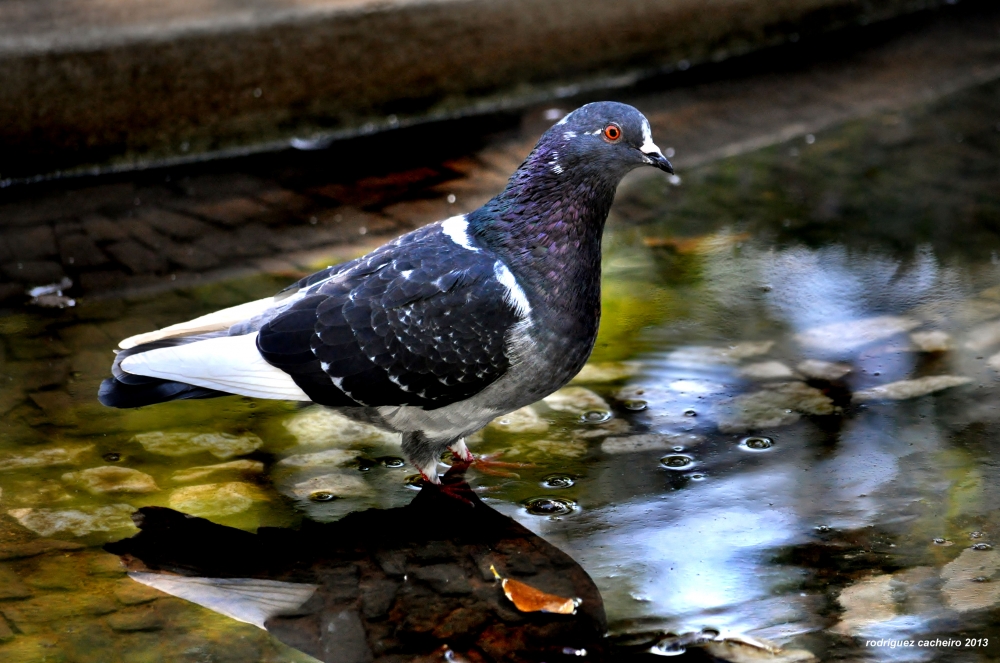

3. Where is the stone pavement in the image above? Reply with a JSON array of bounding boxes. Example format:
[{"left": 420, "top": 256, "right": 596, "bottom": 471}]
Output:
[{"left": 0, "top": 2, "right": 998, "bottom": 307}]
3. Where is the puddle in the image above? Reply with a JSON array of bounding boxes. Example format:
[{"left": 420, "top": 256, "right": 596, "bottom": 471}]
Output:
[{"left": 1, "top": 79, "right": 1000, "bottom": 661}]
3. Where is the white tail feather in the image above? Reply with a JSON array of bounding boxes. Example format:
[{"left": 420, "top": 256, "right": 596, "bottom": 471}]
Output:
[
  {"left": 119, "top": 297, "right": 278, "bottom": 349},
  {"left": 119, "top": 332, "right": 312, "bottom": 401},
  {"left": 128, "top": 573, "right": 317, "bottom": 630}
]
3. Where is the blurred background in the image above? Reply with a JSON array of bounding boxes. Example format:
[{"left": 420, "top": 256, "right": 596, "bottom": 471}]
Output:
[{"left": 1, "top": 1, "right": 1000, "bottom": 662}]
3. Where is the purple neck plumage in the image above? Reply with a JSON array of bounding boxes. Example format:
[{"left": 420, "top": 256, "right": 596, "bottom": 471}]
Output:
[{"left": 467, "top": 137, "right": 620, "bottom": 326}]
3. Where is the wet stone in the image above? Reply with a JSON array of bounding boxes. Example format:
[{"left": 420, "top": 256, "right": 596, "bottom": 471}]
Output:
[
  {"left": 56, "top": 233, "right": 108, "bottom": 267},
  {"left": 910, "top": 330, "right": 952, "bottom": 352},
  {"left": 0, "top": 539, "right": 84, "bottom": 561},
  {"left": 104, "top": 239, "right": 169, "bottom": 274},
  {"left": 851, "top": 375, "right": 972, "bottom": 402},
  {"left": 3, "top": 592, "right": 118, "bottom": 626},
  {"left": 487, "top": 406, "right": 550, "bottom": 434},
  {"left": 134, "top": 431, "right": 262, "bottom": 459},
  {"left": 61, "top": 467, "right": 159, "bottom": 495},
  {"left": 542, "top": 387, "right": 610, "bottom": 415},
  {"left": 796, "top": 359, "right": 852, "bottom": 381},
  {"left": 715, "top": 382, "right": 835, "bottom": 433},
  {"left": 0, "top": 618, "right": 12, "bottom": 643},
  {"left": 666, "top": 341, "right": 774, "bottom": 367},
  {"left": 525, "top": 439, "right": 588, "bottom": 459},
  {"left": 601, "top": 433, "right": 704, "bottom": 454},
  {"left": 168, "top": 482, "right": 267, "bottom": 518},
  {"left": 171, "top": 460, "right": 264, "bottom": 483},
  {"left": 107, "top": 604, "right": 165, "bottom": 632},
  {"left": 89, "top": 553, "right": 127, "bottom": 577},
  {"left": 412, "top": 564, "right": 473, "bottom": 595},
  {"left": 796, "top": 315, "right": 921, "bottom": 353},
  {"left": 0, "top": 564, "right": 33, "bottom": 599},
  {"left": 360, "top": 579, "right": 399, "bottom": 619},
  {"left": 0, "top": 445, "right": 93, "bottom": 472},
  {"left": 570, "top": 361, "right": 640, "bottom": 384},
  {"left": 738, "top": 361, "right": 796, "bottom": 380},
  {"left": 276, "top": 449, "right": 361, "bottom": 469},
  {"left": 283, "top": 407, "right": 400, "bottom": 448},
  {"left": 25, "top": 557, "right": 80, "bottom": 590},
  {"left": 964, "top": 319, "right": 1000, "bottom": 351},
  {"left": 7, "top": 505, "right": 138, "bottom": 538}
]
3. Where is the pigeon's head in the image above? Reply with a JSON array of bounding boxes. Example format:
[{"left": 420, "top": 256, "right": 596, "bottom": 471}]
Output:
[{"left": 539, "top": 102, "right": 673, "bottom": 180}]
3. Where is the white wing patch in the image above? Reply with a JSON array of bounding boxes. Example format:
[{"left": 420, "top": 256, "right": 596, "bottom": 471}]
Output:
[
  {"left": 118, "top": 297, "right": 278, "bottom": 349},
  {"left": 128, "top": 573, "right": 317, "bottom": 630},
  {"left": 119, "top": 332, "right": 312, "bottom": 401},
  {"left": 493, "top": 261, "right": 531, "bottom": 317},
  {"left": 441, "top": 215, "right": 479, "bottom": 252}
]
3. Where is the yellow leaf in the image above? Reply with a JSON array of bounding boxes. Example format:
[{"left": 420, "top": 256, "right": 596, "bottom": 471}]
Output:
[{"left": 490, "top": 565, "right": 581, "bottom": 615}]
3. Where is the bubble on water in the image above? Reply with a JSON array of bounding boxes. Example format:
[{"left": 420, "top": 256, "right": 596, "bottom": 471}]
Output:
[
  {"left": 651, "top": 638, "right": 686, "bottom": 657},
  {"left": 582, "top": 410, "right": 613, "bottom": 424},
  {"left": 356, "top": 458, "right": 376, "bottom": 472},
  {"left": 689, "top": 473, "right": 706, "bottom": 481},
  {"left": 672, "top": 446, "right": 684, "bottom": 452},
  {"left": 972, "top": 576, "right": 990, "bottom": 583},
  {"left": 541, "top": 474, "right": 575, "bottom": 489},
  {"left": 971, "top": 543, "right": 993, "bottom": 551},
  {"left": 309, "top": 491, "right": 337, "bottom": 502},
  {"left": 404, "top": 474, "right": 427, "bottom": 490},
  {"left": 378, "top": 456, "right": 405, "bottom": 468},
  {"left": 970, "top": 531, "right": 985, "bottom": 539},
  {"left": 102, "top": 453, "right": 121, "bottom": 462},
  {"left": 660, "top": 455, "right": 693, "bottom": 470},
  {"left": 700, "top": 628, "right": 721, "bottom": 640},
  {"left": 933, "top": 538, "right": 953, "bottom": 546},
  {"left": 623, "top": 400, "right": 648, "bottom": 411},
  {"left": 523, "top": 497, "right": 577, "bottom": 516},
  {"left": 741, "top": 436, "right": 774, "bottom": 451},
  {"left": 683, "top": 409, "right": 697, "bottom": 417},
  {"left": 815, "top": 525, "right": 831, "bottom": 533},
  {"left": 630, "top": 592, "right": 651, "bottom": 602}
]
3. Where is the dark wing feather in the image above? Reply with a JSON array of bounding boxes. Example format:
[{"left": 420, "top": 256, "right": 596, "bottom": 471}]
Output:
[{"left": 257, "top": 225, "right": 523, "bottom": 409}]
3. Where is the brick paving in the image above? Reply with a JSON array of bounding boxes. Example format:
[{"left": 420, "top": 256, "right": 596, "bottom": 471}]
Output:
[{"left": 0, "top": 4, "right": 998, "bottom": 307}]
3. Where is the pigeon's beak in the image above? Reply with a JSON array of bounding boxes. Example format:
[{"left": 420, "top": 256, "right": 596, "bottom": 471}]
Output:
[{"left": 643, "top": 149, "right": 675, "bottom": 174}]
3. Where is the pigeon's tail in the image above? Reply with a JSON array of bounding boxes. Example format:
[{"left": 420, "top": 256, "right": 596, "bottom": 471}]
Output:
[{"left": 98, "top": 335, "right": 228, "bottom": 408}]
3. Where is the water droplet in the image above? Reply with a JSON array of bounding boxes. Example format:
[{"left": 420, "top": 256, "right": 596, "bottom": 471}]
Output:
[
  {"left": 404, "top": 474, "right": 427, "bottom": 490},
  {"left": 623, "top": 400, "right": 648, "bottom": 411},
  {"left": 683, "top": 409, "right": 697, "bottom": 417},
  {"left": 523, "top": 497, "right": 577, "bottom": 516},
  {"left": 651, "top": 638, "right": 686, "bottom": 657},
  {"left": 933, "top": 538, "right": 953, "bottom": 546},
  {"left": 660, "top": 455, "right": 693, "bottom": 470},
  {"left": 446, "top": 194, "right": 457, "bottom": 204},
  {"left": 815, "top": 525, "right": 831, "bottom": 533},
  {"left": 378, "top": 456, "right": 405, "bottom": 468},
  {"left": 972, "top": 543, "right": 993, "bottom": 551},
  {"left": 541, "top": 474, "right": 575, "bottom": 489},
  {"left": 742, "top": 436, "right": 773, "bottom": 451},
  {"left": 102, "top": 453, "right": 121, "bottom": 462},
  {"left": 309, "top": 491, "right": 337, "bottom": 502},
  {"left": 582, "top": 410, "right": 612, "bottom": 424},
  {"left": 970, "top": 531, "right": 985, "bottom": 539}
]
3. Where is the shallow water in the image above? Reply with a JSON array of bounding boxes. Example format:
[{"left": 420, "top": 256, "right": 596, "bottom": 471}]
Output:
[{"left": 1, "top": 80, "right": 999, "bottom": 662}]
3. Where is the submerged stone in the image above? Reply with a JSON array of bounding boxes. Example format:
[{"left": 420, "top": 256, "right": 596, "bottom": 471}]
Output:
[
  {"left": 941, "top": 548, "right": 1000, "bottom": 612},
  {"left": 965, "top": 319, "right": 1000, "bottom": 351},
  {"left": 909, "top": 330, "right": 952, "bottom": 352},
  {"left": 794, "top": 316, "right": 920, "bottom": 352},
  {"left": 570, "top": 361, "right": 640, "bottom": 384},
  {"left": 62, "top": 466, "right": 159, "bottom": 495},
  {"left": 284, "top": 407, "right": 400, "bottom": 447},
  {"left": 487, "top": 405, "right": 550, "bottom": 434},
  {"left": 168, "top": 482, "right": 268, "bottom": 517},
  {"left": 715, "top": 382, "right": 835, "bottom": 433},
  {"left": 601, "top": 433, "right": 704, "bottom": 454},
  {"left": 796, "top": 359, "right": 852, "bottom": 381},
  {"left": 171, "top": 459, "right": 265, "bottom": 483},
  {"left": 7, "top": 504, "right": 137, "bottom": 537},
  {"left": 277, "top": 449, "right": 361, "bottom": 469},
  {"left": 0, "top": 444, "right": 93, "bottom": 472},
  {"left": 542, "top": 387, "right": 609, "bottom": 415},
  {"left": 738, "top": 360, "right": 796, "bottom": 380},
  {"left": 852, "top": 375, "right": 972, "bottom": 402},
  {"left": 289, "top": 472, "right": 374, "bottom": 501},
  {"left": 666, "top": 341, "right": 774, "bottom": 368},
  {"left": 134, "top": 431, "right": 262, "bottom": 459}
]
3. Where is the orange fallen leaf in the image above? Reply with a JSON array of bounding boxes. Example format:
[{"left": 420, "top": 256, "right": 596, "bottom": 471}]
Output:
[{"left": 490, "top": 564, "right": 581, "bottom": 615}]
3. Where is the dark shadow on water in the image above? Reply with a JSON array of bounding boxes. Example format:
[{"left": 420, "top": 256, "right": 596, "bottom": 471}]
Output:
[{"left": 105, "top": 469, "right": 637, "bottom": 663}]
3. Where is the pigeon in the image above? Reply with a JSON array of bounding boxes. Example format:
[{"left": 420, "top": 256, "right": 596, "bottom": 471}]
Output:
[{"left": 99, "top": 101, "right": 674, "bottom": 483}]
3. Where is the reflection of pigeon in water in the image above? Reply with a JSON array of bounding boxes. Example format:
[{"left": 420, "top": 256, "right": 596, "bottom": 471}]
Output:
[
  {"left": 98, "top": 102, "right": 673, "bottom": 483},
  {"left": 105, "top": 471, "right": 607, "bottom": 663}
]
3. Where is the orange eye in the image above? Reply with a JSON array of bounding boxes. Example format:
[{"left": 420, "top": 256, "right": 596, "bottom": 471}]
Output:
[{"left": 603, "top": 124, "right": 622, "bottom": 142}]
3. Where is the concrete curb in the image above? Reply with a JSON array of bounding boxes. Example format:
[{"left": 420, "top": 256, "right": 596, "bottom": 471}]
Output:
[{"left": 0, "top": 0, "right": 950, "bottom": 180}]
